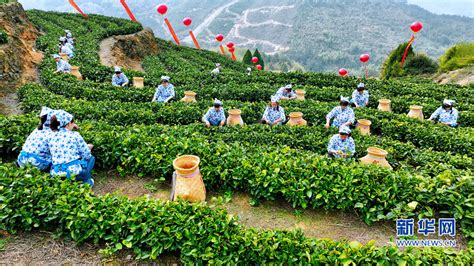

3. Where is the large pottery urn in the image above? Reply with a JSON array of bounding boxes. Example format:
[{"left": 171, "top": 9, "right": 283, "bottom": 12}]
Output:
[
  {"left": 360, "top": 147, "right": 392, "bottom": 170},
  {"left": 295, "top": 90, "right": 306, "bottom": 100},
  {"left": 407, "top": 105, "right": 424, "bottom": 121},
  {"left": 133, "top": 77, "right": 144, "bottom": 88},
  {"left": 70, "top": 66, "right": 83, "bottom": 80},
  {"left": 287, "top": 112, "right": 307, "bottom": 126},
  {"left": 227, "top": 109, "right": 244, "bottom": 126},
  {"left": 181, "top": 91, "right": 197, "bottom": 103},
  {"left": 378, "top": 99, "right": 392, "bottom": 112},
  {"left": 356, "top": 119, "right": 372, "bottom": 136},
  {"left": 171, "top": 155, "right": 206, "bottom": 203}
]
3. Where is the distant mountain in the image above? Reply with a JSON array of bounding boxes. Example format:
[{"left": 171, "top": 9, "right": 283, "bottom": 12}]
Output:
[{"left": 19, "top": 0, "right": 474, "bottom": 75}]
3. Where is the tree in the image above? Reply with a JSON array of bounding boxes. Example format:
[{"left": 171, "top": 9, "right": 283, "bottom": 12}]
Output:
[
  {"left": 242, "top": 49, "right": 253, "bottom": 65},
  {"left": 380, "top": 42, "right": 414, "bottom": 80},
  {"left": 253, "top": 49, "right": 264, "bottom": 70}
]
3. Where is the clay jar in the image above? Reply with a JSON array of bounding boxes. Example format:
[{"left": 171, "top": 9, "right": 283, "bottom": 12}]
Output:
[
  {"left": 407, "top": 105, "right": 424, "bottom": 121},
  {"left": 133, "top": 77, "right": 144, "bottom": 88},
  {"left": 59, "top": 53, "right": 69, "bottom": 62},
  {"left": 287, "top": 112, "right": 307, "bottom": 126},
  {"left": 181, "top": 91, "right": 197, "bottom": 103},
  {"left": 360, "top": 147, "right": 392, "bottom": 170},
  {"left": 172, "top": 155, "right": 206, "bottom": 203},
  {"left": 356, "top": 119, "right": 372, "bottom": 136},
  {"left": 70, "top": 66, "right": 82, "bottom": 80},
  {"left": 378, "top": 99, "right": 392, "bottom": 112},
  {"left": 295, "top": 89, "right": 305, "bottom": 100},
  {"left": 226, "top": 109, "right": 244, "bottom": 126}
]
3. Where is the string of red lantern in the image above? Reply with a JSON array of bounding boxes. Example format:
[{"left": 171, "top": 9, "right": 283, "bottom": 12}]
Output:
[
  {"left": 157, "top": 4, "right": 180, "bottom": 46},
  {"left": 215, "top": 34, "right": 225, "bottom": 55},
  {"left": 359, "top": 54, "right": 370, "bottom": 79},
  {"left": 183, "top": 18, "right": 200, "bottom": 49},
  {"left": 120, "top": 0, "right": 137, "bottom": 22},
  {"left": 68, "top": 0, "right": 88, "bottom": 18},
  {"left": 401, "top": 21, "right": 423, "bottom": 67},
  {"left": 227, "top": 42, "right": 236, "bottom": 60}
]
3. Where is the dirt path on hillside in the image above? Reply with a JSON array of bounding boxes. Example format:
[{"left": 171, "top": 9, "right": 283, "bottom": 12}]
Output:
[
  {"left": 99, "top": 34, "right": 143, "bottom": 71},
  {"left": 0, "top": 92, "right": 22, "bottom": 116},
  {"left": 99, "top": 29, "right": 158, "bottom": 72}
]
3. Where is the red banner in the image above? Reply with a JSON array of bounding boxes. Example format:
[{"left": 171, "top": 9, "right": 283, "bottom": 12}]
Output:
[
  {"left": 164, "top": 18, "right": 180, "bottom": 46},
  {"left": 400, "top": 35, "right": 415, "bottom": 67},
  {"left": 120, "top": 0, "right": 137, "bottom": 22},
  {"left": 68, "top": 0, "right": 87, "bottom": 18}
]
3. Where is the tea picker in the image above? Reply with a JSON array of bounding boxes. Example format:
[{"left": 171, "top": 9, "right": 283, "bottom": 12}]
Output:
[
  {"left": 261, "top": 96, "right": 286, "bottom": 126},
  {"left": 112, "top": 66, "right": 129, "bottom": 87},
  {"left": 203, "top": 99, "right": 226, "bottom": 127},
  {"left": 350, "top": 83, "right": 369, "bottom": 108},
  {"left": 17, "top": 107, "right": 55, "bottom": 171},
  {"left": 211, "top": 63, "right": 221, "bottom": 78},
  {"left": 275, "top": 84, "right": 297, "bottom": 101},
  {"left": 152, "top": 76, "right": 175, "bottom": 103},
  {"left": 53, "top": 54, "right": 71, "bottom": 74},
  {"left": 48, "top": 110, "right": 95, "bottom": 187},
  {"left": 325, "top": 96, "right": 355, "bottom": 128},
  {"left": 327, "top": 126, "right": 356, "bottom": 158},
  {"left": 58, "top": 37, "right": 74, "bottom": 58},
  {"left": 64, "top": 30, "right": 75, "bottom": 46},
  {"left": 428, "top": 99, "right": 458, "bottom": 127}
]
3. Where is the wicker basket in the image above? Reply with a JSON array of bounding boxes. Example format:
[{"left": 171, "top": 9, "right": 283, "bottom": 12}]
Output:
[
  {"left": 227, "top": 109, "right": 244, "bottom": 126},
  {"left": 287, "top": 112, "right": 307, "bottom": 126},
  {"left": 360, "top": 147, "right": 392, "bottom": 170},
  {"left": 171, "top": 155, "right": 206, "bottom": 202},
  {"left": 181, "top": 91, "right": 197, "bottom": 103},
  {"left": 133, "top": 77, "right": 144, "bottom": 88}
]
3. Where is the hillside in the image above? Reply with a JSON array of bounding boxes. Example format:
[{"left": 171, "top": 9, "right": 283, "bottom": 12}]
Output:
[
  {"left": 18, "top": 0, "right": 474, "bottom": 75},
  {"left": 0, "top": 9, "right": 473, "bottom": 264}
]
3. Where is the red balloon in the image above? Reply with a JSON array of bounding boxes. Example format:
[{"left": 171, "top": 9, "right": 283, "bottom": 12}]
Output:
[
  {"left": 360, "top": 54, "right": 370, "bottom": 63},
  {"left": 157, "top": 4, "right": 168, "bottom": 15},
  {"left": 228, "top": 47, "right": 235, "bottom": 53},
  {"left": 410, "top": 21, "right": 423, "bottom": 33},
  {"left": 252, "top": 57, "right": 259, "bottom": 64},
  {"left": 183, "top": 17, "right": 192, "bottom": 27},
  {"left": 226, "top": 42, "right": 234, "bottom": 49},
  {"left": 256, "top": 64, "right": 262, "bottom": 70},
  {"left": 215, "top": 34, "right": 224, "bottom": 42},
  {"left": 338, "top": 68, "right": 348, "bottom": 76}
]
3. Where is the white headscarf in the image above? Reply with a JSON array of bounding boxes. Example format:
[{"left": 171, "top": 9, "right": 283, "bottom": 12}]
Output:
[
  {"left": 339, "top": 125, "right": 351, "bottom": 134},
  {"left": 340, "top": 96, "right": 350, "bottom": 103},
  {"left": 443, "top": 99, "right": 455, "bottom": 106},
  {"left": 114, "top": 66, "right": 122, "bottom": 73},
  {"left": 214, "top": 98, "right": 223, "bottom": 106}
]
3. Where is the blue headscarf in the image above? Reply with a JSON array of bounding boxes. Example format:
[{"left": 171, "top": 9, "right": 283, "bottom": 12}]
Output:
[{"left": 53, "top": 110, "right": 74, "bottom": 128}]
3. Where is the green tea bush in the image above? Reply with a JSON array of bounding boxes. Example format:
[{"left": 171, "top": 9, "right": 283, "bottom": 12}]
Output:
[
  {"left": 1, "top": 166, "right": 471, "bottom": 263},
  {"left": 0, "top": 30, "right": 7, "bottom": 44}
]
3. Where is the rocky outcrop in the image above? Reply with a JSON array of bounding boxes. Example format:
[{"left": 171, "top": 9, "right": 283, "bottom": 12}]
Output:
[
  {"left": 0, "top": 2, "right": 42, "bottom": 92},
  {"left": 99, "top": 28, "right": 158, "bottom": 71},
  {"left": 433, "top": 67, "right": 474, "bottom": 86}
]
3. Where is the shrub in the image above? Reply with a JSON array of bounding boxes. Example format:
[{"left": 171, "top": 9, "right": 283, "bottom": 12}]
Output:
[
  {"left": 404, "top": 53, "right": 439, "bottom": 75},
  {"left": 0, "top": 30, "right": 8, "bottom": 44},
  {"left": 439, "top": 42, "right": 474, "bottom": 72},
  {"left": 380, "top": 42, "right": 414, "bottom": 80}
]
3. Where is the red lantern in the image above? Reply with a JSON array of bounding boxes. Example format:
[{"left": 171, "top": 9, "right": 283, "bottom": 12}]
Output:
[
  {"left": 228, "top": 47, "right": 235, "bottom": 53},
  {"left": 256, "top": 64, "right": 262, "bottom": 70},
  {"left": 359, "top": 54, "right": 370, "bottom": 63},
  {"left": 338, "top": 68, "right": 348, "bottom": 77},
  {"left": 215, "top": 34, "right": 224, "bottom": 42},
  {"left": 252, "top": 57, "right": 259, "bottom": 64},
  {"left": 410, "top": 21, "right": 423, "bottom": 33},
  {"left": 157, "top": 4, "right": 168, "bottom": 16},
  {"left": 226, "top": 42, "right": 234, "bottom": 49},
  {"left": 183, "top": 18, "right": 192, "bottom": 27}
]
